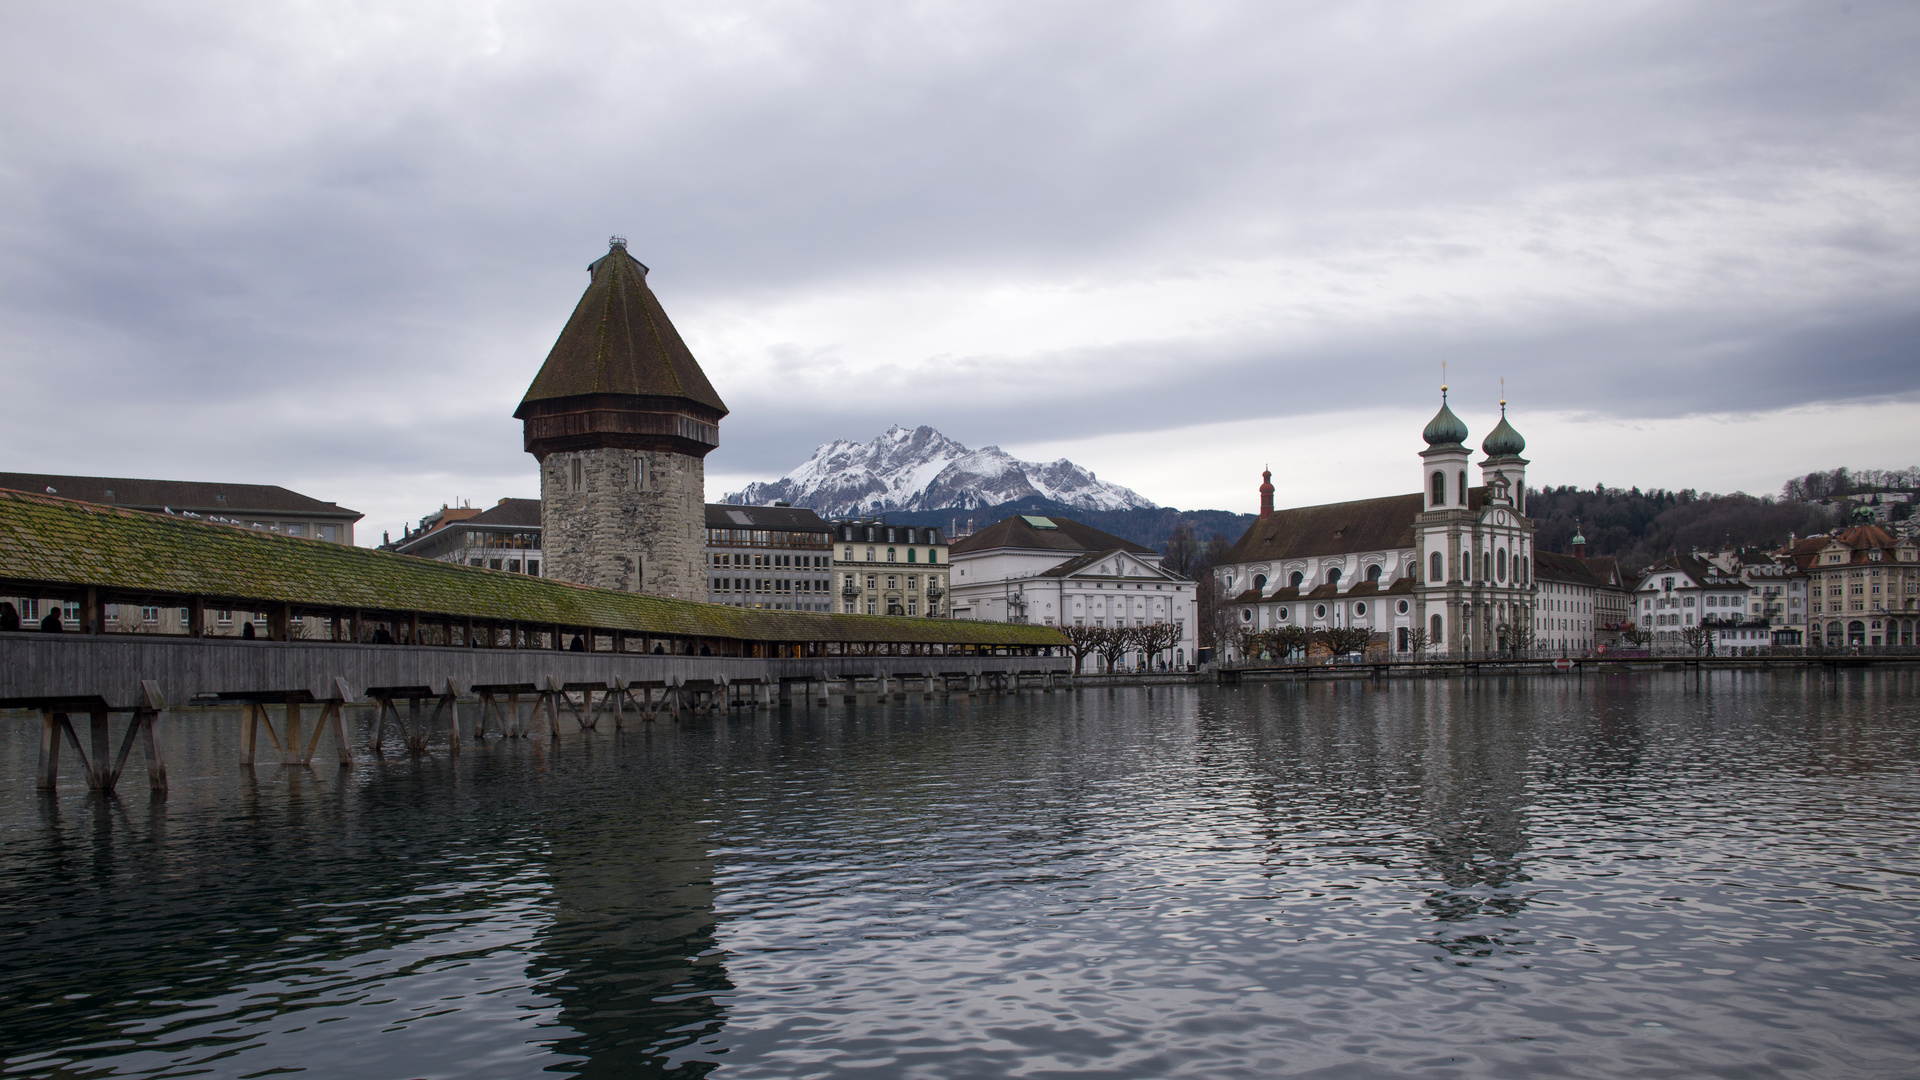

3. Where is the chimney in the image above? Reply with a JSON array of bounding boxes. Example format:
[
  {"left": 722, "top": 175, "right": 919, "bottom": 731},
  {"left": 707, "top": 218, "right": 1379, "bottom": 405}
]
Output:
[{"left": 1258, "top": 466, "right": 1275, "bottom": 519}]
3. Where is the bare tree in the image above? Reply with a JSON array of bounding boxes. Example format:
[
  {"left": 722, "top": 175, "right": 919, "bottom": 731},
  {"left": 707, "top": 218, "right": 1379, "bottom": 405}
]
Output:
[
  {"left": 1095, "top": 625, "right": 1135, "bottom": 673},
  {"left": 1058, "top": 623, "right": 1102, "bottom": 676},
  {"left": 1267, "top": 625, "right": 1311, "bottom": 663},
  {"left": 1314, "top": 626, "right": 1374, "bottom": 662},
  {"left": 1134, "top": 621, "right": 1183, "bottom": 670},
  {"left": 1406, "top": 626, "right": 1431, "bottom": 658},
  {"left": 1160, "top": 522, "right": 1201, "bottom": 581},
  {"left": 1619, "top": 622, "right": 1649, "bottom": 648},
  {"left": 1504, "top": 621, "right": 1536, "bottom": 656},
  {"left": 1678, "top": 624, "right": 1711, "bottom": 656}
]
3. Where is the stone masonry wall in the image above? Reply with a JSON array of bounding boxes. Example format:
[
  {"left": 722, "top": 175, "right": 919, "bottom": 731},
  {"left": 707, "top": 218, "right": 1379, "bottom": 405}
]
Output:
[{"left": 540, "top": 448, "right": 705, "bottom": 600}]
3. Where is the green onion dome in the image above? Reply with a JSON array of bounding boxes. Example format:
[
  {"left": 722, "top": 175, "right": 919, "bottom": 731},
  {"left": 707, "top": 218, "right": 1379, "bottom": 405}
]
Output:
[
  {"left": 1481, "top": 406, "right": 1526, "bottom": 458},
  {"left": 1423, "top": 396, "right": 1469, "bottom": 448}
]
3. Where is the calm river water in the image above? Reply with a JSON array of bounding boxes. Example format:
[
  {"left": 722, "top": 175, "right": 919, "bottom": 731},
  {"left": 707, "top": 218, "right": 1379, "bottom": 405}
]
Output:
[{"left": 3, "top": 671, "right": 1919, "bottom": 1078}]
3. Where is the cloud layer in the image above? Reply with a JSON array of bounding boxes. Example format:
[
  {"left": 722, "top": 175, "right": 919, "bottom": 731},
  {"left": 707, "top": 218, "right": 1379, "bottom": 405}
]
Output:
[{"left": 1, "top": 1, "right": 1915, "bottom": 536}]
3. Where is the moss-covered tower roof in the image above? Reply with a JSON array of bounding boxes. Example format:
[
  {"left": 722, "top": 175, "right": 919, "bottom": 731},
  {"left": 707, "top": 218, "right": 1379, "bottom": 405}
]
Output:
[{"left": 515, "top": 239, "right": 729, "bottom": 460}]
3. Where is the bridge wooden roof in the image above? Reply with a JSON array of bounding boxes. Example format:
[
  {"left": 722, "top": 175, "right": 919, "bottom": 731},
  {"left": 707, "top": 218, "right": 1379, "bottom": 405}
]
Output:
[{"left": 0, "top": 489, "right": 1060, "bottom": 647}]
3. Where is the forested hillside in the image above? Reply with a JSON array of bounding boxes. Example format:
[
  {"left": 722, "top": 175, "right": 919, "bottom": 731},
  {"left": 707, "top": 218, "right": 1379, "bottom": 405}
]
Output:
[{"left": 1528, "top": 485, "right": 1835, "bottom": 570}]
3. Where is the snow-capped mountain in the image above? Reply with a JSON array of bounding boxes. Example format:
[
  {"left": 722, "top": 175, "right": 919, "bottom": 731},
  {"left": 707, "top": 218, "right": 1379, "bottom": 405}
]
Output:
[{"left": 725, "top": 425, "right": 1156, "bottom": 517}]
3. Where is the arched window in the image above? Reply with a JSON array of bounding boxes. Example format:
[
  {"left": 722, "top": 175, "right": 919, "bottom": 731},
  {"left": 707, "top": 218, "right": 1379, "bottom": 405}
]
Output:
[
  {"left": 1430, "top": 613, "right": 1443, "bottom": 641},
  {"left": 1398, "top": 627, "right": 1410, "bottom": 652},
  {"left": 1289, "top": 570, "right": 1304, "bottom": 589},
  {"left": 908, "top": 549, "right": 917, "bottom": 563},
  {"left": 1430, "top": 552, "right": 1444, "bottom": 581},
  {"left": 1431, "top": 471, "right": 1446, "bottom": 507},
  {"left": 1496, "top": 548, "right": 1507, "bottom": 582},
  {"left": 887, "top": 548, "right": 897, "bottom": 563},
  {"left": 1367, "top": 564, "right": 1383, "bottom": 582},
  {"left": 1327, "top": 567, "right": 1342, "bottom": 585},
  {"left": 1458, "top": 471, "right": 1467, "bottom": 503},
  {"left": 1253, "top": 574, "right": 1267, "bottom": 591}
]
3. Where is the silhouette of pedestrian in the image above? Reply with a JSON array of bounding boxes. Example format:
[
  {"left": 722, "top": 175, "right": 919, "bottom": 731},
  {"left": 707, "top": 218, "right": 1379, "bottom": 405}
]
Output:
[
  {"left": 242, "top": 621, "right": 256, "bottom": 639},
  {"left": 41, "top": 609, "right": 64, "bottom": 632},
  {"left": 0, "top": 602, "right": 18, "bottom": 632},
  {"left": 569, "top": 635, "right": 585, "bottom": 652}
]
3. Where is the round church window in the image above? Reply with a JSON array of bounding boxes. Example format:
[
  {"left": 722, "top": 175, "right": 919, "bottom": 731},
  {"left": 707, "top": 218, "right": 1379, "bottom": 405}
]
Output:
[
  {"left": 1396, "top": 600, "right": 1410, "bottom": 615},
  {"left": 1315, "top": 605, "right": 1327, "bottom": 619}
]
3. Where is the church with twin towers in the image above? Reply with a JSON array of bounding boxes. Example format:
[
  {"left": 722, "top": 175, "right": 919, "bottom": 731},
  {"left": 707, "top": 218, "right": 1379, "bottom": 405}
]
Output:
[{"left": 1212, "top": 389, "right": 1538, "bottom": 656}]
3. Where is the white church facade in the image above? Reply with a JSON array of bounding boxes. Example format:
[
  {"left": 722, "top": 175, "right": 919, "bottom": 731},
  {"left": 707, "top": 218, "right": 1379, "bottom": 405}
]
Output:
[{"left": 1214, "top": 394, "right": 1538, "bottom": 658}]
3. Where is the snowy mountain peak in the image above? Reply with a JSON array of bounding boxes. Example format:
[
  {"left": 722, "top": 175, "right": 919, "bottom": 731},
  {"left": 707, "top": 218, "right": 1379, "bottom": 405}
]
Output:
[{"left": 725, "top": 426, "right": 1156, "bottom": 517}]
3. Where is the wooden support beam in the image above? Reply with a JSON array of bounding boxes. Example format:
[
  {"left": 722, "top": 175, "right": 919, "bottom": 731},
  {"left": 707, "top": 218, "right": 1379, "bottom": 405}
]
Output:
[
  {"left": 37, "top": 711, "right": 61, "bottom": 790},
  {"left": 139, "top": 680, "right": 168, "bottom": 792},
  {"left": 241, "top": 704, "right": 259, "bottom": 765},
  {"left": 285, "top": 701, "right": 303, "bottom": 765}
]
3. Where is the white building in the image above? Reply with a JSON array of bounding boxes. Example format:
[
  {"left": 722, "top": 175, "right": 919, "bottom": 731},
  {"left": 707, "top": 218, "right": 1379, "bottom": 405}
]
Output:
[
  {"left": 1631, "top": 553, "right": 1761, "bottom": 652},
  {"left": 1213, "top": 393, "right": 1538, "bottom": 657},
  {"left": 948, "top": 514, "right": 1197, "bottom": 669},
  {"left": 1533, "top": 550, "right": 1597, "bottom": 654}
]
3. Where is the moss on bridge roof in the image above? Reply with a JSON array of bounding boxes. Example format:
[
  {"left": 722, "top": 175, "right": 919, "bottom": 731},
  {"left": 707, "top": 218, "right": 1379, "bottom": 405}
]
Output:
[{"left": 0, "top": 489, "right": 1063, "bottom": 647}]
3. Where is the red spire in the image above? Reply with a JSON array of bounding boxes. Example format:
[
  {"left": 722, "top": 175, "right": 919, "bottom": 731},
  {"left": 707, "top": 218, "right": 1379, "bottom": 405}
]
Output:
[{"left": 1259, "top": 466, "right": 1274, "bottom": 518}]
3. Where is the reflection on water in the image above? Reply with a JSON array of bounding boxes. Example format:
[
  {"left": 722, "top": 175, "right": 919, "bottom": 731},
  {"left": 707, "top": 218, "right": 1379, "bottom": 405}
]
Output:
[{"left": 2, "top": 670, "right": 1918, "bottom": 1078}]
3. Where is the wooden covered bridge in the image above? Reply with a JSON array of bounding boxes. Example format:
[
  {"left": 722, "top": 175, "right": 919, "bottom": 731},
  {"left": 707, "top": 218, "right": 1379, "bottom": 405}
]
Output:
[{"left": 0, "top": 489, "right": 1069, "bottom": 793}]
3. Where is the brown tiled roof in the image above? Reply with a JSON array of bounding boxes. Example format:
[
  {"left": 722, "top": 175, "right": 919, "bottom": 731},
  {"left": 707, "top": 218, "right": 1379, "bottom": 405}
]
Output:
[
  {"left": 460, "top": 498, "right": 542, "bottom": 528},
  {"left": 949, "top": 515, "right": 1155, "bottom": 557},
  {"left": 1222, "top": 492, "right": 1428, "bottom": 564},
  {"left": 0, "top": 473, "right": 360, "bottom": 520},
  {"left": 516, "top": 243, "right": 728, "bottom": 414},
  {"left": 705, "top": 504, "right": 833, "bottom": 533},
  {"left": 1534, "top": 550, "right": 1600, "bottom": 587}
]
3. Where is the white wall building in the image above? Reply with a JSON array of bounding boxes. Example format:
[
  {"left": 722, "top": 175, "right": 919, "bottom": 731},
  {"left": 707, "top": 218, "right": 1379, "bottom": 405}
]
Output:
[
  {"left": 1632, "top": 553, "right": 1758, "bottom": 651},
  {"left": 948, "top": 514, "right": 1197, "bottom": 670},
  {"left": 1533, "top": 550, "right": 1597, "bottom": 653},
  {"left": 1213, "top": 394, "right": 1538, "bottom": 657}
]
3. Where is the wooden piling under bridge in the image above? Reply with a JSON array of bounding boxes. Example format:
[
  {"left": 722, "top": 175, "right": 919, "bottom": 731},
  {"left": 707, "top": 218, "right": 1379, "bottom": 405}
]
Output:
[{"left": 0, "top": 488, "right": 1070, "bottom": 792}]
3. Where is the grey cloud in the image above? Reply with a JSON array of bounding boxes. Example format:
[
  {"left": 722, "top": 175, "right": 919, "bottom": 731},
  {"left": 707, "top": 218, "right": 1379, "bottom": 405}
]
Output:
[{"left": 1, "top": 0, "right": 1916, "bottom": 536}]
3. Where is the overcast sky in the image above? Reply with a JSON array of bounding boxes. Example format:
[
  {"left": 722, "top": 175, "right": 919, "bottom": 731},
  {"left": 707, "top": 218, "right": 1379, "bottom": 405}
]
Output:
[{"left": 2, "top": 1, "right": 1915, "bottom": 542}]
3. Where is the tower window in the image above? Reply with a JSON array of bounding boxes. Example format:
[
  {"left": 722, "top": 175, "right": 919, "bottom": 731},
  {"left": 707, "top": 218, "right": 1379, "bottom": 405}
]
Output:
[
  {"left": 631, "top": 456, "right": 646, "bottom": 490},
  {"left": 1431, "top": 552, "right": 1444, "bottom": 581},
  {"left": 569, "top": 455, "right": 584, "bottom": 493},
  {"left": 1458, "top": 471, "right": 1467, "bottom": 503},
  {"left": 1431, "top": 471, "right": 1445, "bottom": 507}
]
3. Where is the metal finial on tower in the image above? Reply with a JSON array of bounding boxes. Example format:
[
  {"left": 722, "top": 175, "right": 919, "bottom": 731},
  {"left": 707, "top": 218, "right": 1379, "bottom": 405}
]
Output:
[
  {"left": 609, "top": 235, "right": 627, "bottom": 249},
  {"left": 1500, "top": 375, "right": 1506, "bottom": 412},
  {"left": 1441, "top": 360, "right": 1449, "bottom": 401}
]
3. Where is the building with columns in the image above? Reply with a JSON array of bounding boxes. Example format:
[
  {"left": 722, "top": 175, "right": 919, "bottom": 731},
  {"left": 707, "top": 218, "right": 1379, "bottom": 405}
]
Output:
[
  {"left": 517, "top": 238, "right": 727, "bottom": 600},
  {"left": 1213, "top": 392, "right": 1537, "bottom": 657}
]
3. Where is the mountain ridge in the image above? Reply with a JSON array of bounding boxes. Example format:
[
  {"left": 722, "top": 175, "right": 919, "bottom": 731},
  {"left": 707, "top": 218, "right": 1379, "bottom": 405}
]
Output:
[{"left": 724, "top": 425, "right": 1156, "bottom": 517}]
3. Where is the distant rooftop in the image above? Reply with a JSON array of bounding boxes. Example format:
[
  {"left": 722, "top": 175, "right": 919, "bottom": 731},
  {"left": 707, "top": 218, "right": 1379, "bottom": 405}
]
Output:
[{"left": 0, "top": 471, "right": 360, "bottom": 520}]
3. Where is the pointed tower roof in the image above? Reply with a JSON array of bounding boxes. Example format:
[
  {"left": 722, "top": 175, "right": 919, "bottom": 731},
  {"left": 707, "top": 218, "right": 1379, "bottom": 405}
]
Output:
[{"left": 516, "top": 238, "right": 728, "bottom": 415}]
